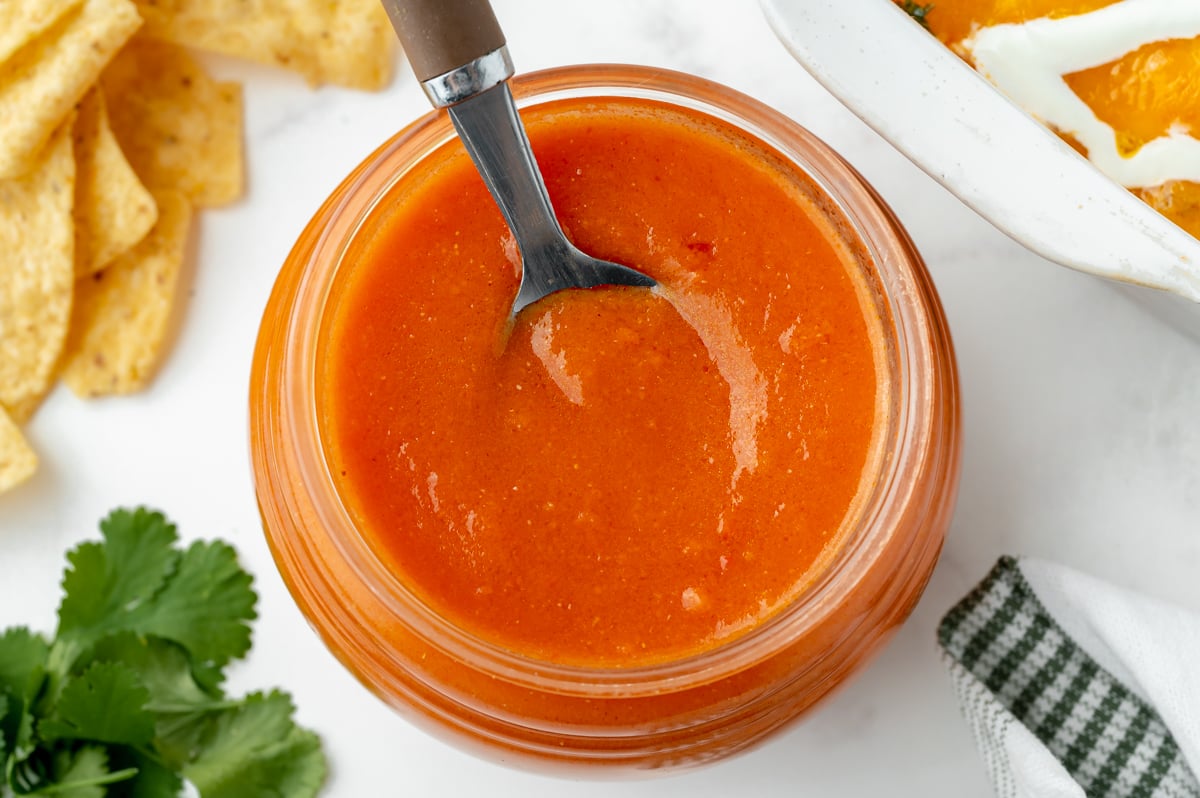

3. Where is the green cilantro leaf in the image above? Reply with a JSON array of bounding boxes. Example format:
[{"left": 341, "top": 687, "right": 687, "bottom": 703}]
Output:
[
  {"left": 54, "top": 514, "right": 256, "bottom": 678},
  {"left": 2, "top": 508, "right": 323, "bottom": 798},
  {"left": 107, "top": 749, "right": 182, "bottom": 798},
  {"left": 217, "top": 726, "right": 325, "bottom": 798},
  {"left": 152, "top": 712, "right": 212, "bottom": 774},
  {"left": 39, "top": 663, "right": 154, "bottom": 746},
  {"left": 1, "top": 690, "right": 39, "bottom": 788},
  {"left": 1, "top": 628, "right": 50, "bottom": 768},
  {"left": 2, "top": 700, "right": 37, "bottom": 781},
  {"left": 43, "top": 747, "right": 107, "bottom": 798},
  {"left": 85, "top": 634, "right": 240, "bottom": 775},
  {"left": 188, "top": 661, "right": 225, "bottom": 698},
  {"left": 85, "top": 634, "right": 223, "bottom": 715},
  {"left": 0, "top": 693, "right": 9, "bottom": 761},
  {"left": 126, "top": 541, "right": 257, "bottom": 670},
  {"left": 0, "top": 629, "right": 49, "bottom": 701},
  {"left": 1, "top": 632, "right": 45, "bottom": 783},
  {"left": 56, "top": 510, "right": 180, "bottom": 665},
  {"left": 37, "top": 746, "right": 136, "bottom": 798},
  {"left": 182, "top": 692, "right": 326, "bottom": 798}
]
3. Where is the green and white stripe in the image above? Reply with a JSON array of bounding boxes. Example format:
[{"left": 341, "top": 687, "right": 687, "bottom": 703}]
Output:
[{"left": 939, "top": 557, "right": 1199, "bottom": 798}]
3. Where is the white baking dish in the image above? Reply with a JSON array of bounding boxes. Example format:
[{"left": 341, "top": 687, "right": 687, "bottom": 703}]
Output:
[{"left": 760, "top": 0, "right": 1200, "bottom": 332}]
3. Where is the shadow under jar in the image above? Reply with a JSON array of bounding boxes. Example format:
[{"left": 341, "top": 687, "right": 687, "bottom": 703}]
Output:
[{"left": 250, "top": 65, "right": 961, "bottom": 773}]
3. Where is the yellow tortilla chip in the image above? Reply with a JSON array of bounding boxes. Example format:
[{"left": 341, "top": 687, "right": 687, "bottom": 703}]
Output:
[
  {"left": 0, "top": 0, "right": 82, "bottom": 65},
  {"left": 133, "top": 0, "right": 319, "bottom": 83},
  {"left": 132, "top": 0, "right": 395, "bottom": 90},
  {"left": 285, "top": 0, "right": 396, "bottom": 90},
  {"left": 0, "top": 0, "right": 140, "bottom": 179},
  {"left": 73, "top": 88, "right": 158, "bottom": 277},
  {"left": 61, "top": 191, "right": 192, "bottom": 397},
  {"left": 103, "top": 40, "right": 243, "bottom": 207},
  {"left": 0, "top": 407, "right": 37, "bottom": 494},
  {"left": 0, "top": 118, "right": 76, "bottom": 421},
  {"left": 5, "top": 392, "right": 52, "bottom": 426}
]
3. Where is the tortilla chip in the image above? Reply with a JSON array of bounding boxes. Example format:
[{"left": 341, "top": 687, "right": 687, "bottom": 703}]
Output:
[
  {"left": 132, "top": 0, "right": 395, "bottom": 90},
  {"left": 5, "top": 393, "right": 54, "bottom": 425},
  {"left": 103, "top": 40, "right": 243, "bottom": 207},
  {"left": 0, "top": 118, "right": 76, "bottom": 421},
  {"left": 134, "top": 0, "right": 320, "bottom": 83},
  {"left": 61, "top": 191, "right": 191, "bottom": 397},
  {"left": 285, "top": 0, "right": 396, "bottom": 90},
  {"left": 73, "top": 87, "right": 158, "bottom": 277},
  {"left": 0, "top": 0, "right": 141, "bottom": 180},
  {"left": 0, "top": 407, "right": 37, "bottom": 494},
  {"left": 0, "top": 0, "right": 82, "bottom": 65}
]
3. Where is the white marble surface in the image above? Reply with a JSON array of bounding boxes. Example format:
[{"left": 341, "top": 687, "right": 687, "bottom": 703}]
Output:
[{"left": 2, "top": 1, "right": 1198, "bottom": 795}]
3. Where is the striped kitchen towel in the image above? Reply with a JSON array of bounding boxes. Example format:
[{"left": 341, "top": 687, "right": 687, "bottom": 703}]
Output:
[{"left": 939, "top": 557, "right": 1200, "bottom": 798}]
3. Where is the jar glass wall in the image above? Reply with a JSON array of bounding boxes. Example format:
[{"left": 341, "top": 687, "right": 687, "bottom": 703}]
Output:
[{"left": 250, "top": 65, "right": 960, "bottom": 773}]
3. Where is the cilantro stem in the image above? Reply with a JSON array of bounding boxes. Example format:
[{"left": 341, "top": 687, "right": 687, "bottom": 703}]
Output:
[
  {"left": 145, "top": 699, "right": 243, "bottom": 713},
  {"left": 31, "top": 767, "right": 138, "bottom": 794}
]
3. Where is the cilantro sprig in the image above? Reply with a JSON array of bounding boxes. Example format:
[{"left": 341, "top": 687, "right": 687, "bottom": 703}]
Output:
[
  {"left": 901, "top": 1, "right": 935, "bottom": 30},
  {"left": 0, "top": 508, "right": 325, "bottom": 797}
]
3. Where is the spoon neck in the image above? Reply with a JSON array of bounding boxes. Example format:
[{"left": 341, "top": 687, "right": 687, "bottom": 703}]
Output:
[{"left": 448, "top": 82, "right": 571, "bottom": 253}]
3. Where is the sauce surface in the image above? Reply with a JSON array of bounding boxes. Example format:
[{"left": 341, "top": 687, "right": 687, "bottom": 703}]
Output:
[{"left": 319, "top": 98, "right": 884, "bottom": 667}]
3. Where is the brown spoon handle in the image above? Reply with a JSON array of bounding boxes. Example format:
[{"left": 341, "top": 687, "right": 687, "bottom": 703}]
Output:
[{"left": 381, "top": 0, "right": 507, "bottom": 83}]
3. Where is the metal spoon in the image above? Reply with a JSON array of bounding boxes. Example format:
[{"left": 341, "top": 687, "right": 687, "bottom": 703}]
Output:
[{"left": 381, "top": 0, "right": 656, "bottom": 316}]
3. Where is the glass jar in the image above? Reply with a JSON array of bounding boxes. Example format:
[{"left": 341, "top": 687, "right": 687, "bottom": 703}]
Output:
[{"left": 250, "top": 65, "right": 960, "bottom": 773}]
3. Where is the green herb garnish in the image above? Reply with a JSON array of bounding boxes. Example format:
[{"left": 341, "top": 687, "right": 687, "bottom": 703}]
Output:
[
  {"left": 0, "top": 508, "right": 325, "bottom": 797},
  {"left": 901, "top": 1, "right": 935, "bottom": 30}
]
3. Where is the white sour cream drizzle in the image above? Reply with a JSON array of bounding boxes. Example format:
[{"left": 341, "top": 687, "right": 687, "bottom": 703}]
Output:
[{"left": 963, "top": 0, "right": 1200, "bottom": 188}]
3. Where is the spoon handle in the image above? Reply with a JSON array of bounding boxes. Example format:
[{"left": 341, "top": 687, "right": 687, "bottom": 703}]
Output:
[{"left": 381, "top": 0, "right": 509, "bottom": 103}]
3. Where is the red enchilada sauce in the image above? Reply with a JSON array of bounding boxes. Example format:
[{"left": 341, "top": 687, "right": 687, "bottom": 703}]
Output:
[{"left": 319, "top": 98, "right": 884, "bottom": 668}]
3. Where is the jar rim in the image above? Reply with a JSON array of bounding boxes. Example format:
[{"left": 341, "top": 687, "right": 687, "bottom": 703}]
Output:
[{"left": 278, "top": 64, "right": 947, "bottom": 698}]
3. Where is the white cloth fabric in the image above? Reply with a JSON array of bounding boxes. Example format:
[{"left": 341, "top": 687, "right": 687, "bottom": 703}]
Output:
[{"left": 940, "top": 557, "right": 1200, "bottom": 798}]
